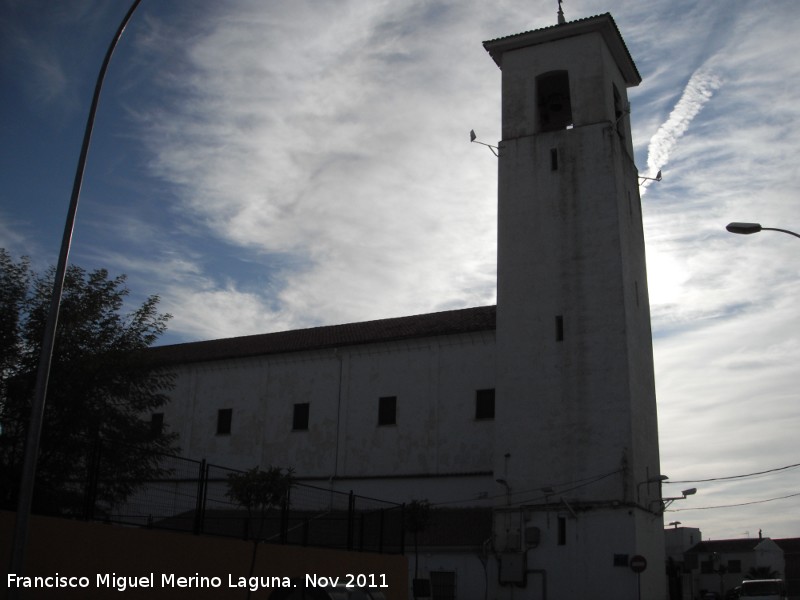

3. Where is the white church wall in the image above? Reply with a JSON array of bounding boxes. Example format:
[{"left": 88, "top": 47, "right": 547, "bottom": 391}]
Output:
[{"left": 161, "top": 330, "right": 496, "bottom": 508}]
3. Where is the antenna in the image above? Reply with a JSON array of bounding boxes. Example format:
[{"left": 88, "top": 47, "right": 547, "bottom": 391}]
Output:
[
  {"left": 470, "top": 130, "right": 499, "bottom": 157},
  {"left": 557, "top": 0, "right": 566, "bottom": 24}
]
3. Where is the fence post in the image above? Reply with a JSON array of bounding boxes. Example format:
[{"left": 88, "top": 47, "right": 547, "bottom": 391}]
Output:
[
  {"left": 400, "top": 502, "right": 406, "bottom": 555},
  {"left": 193, "top": 459, "right": 207, "bottom": 534},
  {"left": 280, "top": 487, "right": 290, "bottom": 545},
  {"left": 347, "top": 490, "right": 355, "bottom": 551},
  {"left": 378, "top": 508, "right": 385, "bottom": 554},
  {"left": 83, "top": 436, "right": 101, "bottom": 521}
]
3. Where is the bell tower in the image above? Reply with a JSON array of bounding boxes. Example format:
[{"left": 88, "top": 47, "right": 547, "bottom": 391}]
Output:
[{"left": 486, "top": 14, "right": 665, "bottom": 599}]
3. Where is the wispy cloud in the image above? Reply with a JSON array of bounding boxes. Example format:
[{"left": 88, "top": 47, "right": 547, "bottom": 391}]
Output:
[
  {"left": 642, "top": 67, "right": 722, "bottom": 184},
  {"left": 126, "top": 0, "right": 499, "bottom": 336}
]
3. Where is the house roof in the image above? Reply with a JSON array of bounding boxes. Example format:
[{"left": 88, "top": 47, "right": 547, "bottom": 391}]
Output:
[
  {"left": 687, "top": 538, "right": 779, "bottom": 554},
  {"left": 482, "top": 13, "right": 641, "bottom": 86},
  {"left": 775, "top": 538, "right": 800, "bottom": 554},
  {"left": 148, "top": 305, "right": 497, "bottom": 366}
]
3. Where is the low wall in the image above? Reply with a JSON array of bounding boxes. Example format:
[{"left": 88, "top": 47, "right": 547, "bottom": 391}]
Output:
[{"left": 1, "top": 511, "right": 407, "bottom": 600}]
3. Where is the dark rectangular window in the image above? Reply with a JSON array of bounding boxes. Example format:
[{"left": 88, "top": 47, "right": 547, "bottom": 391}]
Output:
[
  {"left": 555, "top": 315, "right": 564, "bottom": 341},
  {"left": 550, "top": 148, "right": 559, "bottom": 170},
  {"left": 293, "top": 402, "right": 310, "bottom": 431},
  {"left": 217, "top": 408, "right": 232, "bottom": 435},
  {"left": 614, "top": 554, "right": 629, "bottom": 567},
  {"left": 150, "top": 412, "right": 164, "bottom": 437},
  {"left": 430, "top": 571, "right": 456, "bottom": 600},
  {"left": 378, "top": 396, "right": 397, "bottom": 426},
  {"left": 537, "top": 70, "right": 573, "bottom": 132},
  {"left": 558, "top": 517, "right": 567, "bottom": 545},
  {"left": 475, "top": 389, "right": 495, "bottom": 420}
]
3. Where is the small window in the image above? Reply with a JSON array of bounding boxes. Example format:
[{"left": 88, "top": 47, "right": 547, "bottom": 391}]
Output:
[
  {"left": 555, "top": 315, "right": 564, "bottom": 341},
  {"left": 378, "top": 396, "right": 397, "bottom": 426},
  {"left": 550, "top": 148, "right": 559, "bottom": 170},
  {"left": 613, "top": 83, "right": 626, "bottom": 137},
  {"left": 293, "top": 403, "right": 310, "bottom": 431},
  {"left": 430, "top": 571, "right": 456, "bottom": 600},
  {"left": 614, "top": 554, "right": 629, "bottom": 567},
  {"left": 217, "top": 408, "right": 232, "bottom": 435},
  {"left": 558, "top": 517, "right": 567, "bottom": 545},
  {"left": 475, "top": 389, "right": 495, "bottom": 420},
  {"left": 150, "top": 412, "right": 164, "bottom": 437}
]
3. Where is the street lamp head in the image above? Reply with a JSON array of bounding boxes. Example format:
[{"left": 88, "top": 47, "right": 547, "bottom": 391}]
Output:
[
  {"left": 726, "top": 222, "right": 763, "bottom": 235},
  {"left": 682, "top": 488, "right": 697, "bottom": 497}
]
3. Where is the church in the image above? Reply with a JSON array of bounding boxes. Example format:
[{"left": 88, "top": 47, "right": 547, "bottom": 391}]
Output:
[{"left": 151, "top": 12, "right": 666, "bottom": 600}]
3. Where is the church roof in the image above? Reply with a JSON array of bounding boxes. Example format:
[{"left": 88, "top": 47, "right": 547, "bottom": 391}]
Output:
[
  {"left": 483, "top": 12, "right": 641, "bottom": 86},
  {"left": 148, "top": 305, "right": 497, "bottom": 365}
]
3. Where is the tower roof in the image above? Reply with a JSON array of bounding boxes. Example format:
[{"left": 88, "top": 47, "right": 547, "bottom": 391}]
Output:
[{"left": 483, "top": 13, "right": 641, "bottom": 87}]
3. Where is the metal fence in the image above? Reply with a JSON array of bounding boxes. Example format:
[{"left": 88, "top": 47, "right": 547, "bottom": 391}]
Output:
[{"left": 26, "top": 440, "right": 406, "bottom": 554}]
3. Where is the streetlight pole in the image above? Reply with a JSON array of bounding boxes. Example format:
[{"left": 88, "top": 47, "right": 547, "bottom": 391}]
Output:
[
  {"left": 8, "top": 0, "right": 143, "bottom": 586},
  {"left": 726, "top": 222, "right": 800, "bottom": 239}
]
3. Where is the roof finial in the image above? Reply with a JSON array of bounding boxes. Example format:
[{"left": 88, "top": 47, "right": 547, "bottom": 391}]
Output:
[{"left": 557, "top": 0, "right": 566, "bottom": 24}]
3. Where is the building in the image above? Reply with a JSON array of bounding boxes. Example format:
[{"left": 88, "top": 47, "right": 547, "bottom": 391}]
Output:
[
  {"left": 665, "top": 526, "right": 703, "bottom": 599},
  {"left": 684, "top": 537, "right": 786, "bottom": 599},
  {"left": 151, "top": 12, "right": 665, "bottom": 600}
]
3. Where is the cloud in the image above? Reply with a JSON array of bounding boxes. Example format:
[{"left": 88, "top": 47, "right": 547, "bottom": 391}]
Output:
[
  {"left": 125, "top": 0, "right": 498, "bottom": 336},
  {"left": 642, "top": 67, "right": 722, "bottom": 183}
]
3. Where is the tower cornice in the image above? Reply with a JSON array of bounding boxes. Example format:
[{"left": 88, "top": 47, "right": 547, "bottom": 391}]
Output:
[{"left": 482, "top": 13, "right": 641, "bottom": 87}]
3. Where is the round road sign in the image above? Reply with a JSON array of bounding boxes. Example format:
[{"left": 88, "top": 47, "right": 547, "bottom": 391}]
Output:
[{"left": 629, "top": 555, "right": 647, "bottom": 573}]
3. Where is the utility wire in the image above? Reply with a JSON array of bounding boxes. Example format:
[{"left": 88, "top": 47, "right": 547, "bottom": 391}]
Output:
[
  {"left": 430, "top": 468, "right": 623, "bottom": 507},
  {"left": 665, "top": 461, "right": 800, "bottom": 484},
  {"left": 667, "top": 491, "right": 800, "bottom": 512}
]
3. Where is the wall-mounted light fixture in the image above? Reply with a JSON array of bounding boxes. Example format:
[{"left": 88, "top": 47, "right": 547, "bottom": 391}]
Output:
[
  {"left": 638, "top": 170, "right": 662, "bottom": 184},
  {"left": 470, "top": 130, "right": 499, "bottom": 157}
]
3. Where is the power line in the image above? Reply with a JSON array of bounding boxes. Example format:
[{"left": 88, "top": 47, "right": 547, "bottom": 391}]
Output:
[
  {"left": 667, "top": 491, "right": 800, "bottom": 512},
  {"left": 666, "top": 462, "right": 800, "bottom": 484}
]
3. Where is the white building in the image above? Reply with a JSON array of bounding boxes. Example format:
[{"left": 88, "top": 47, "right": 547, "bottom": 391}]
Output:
[{"left": 152, "top": 12, "right": 666, "bottom": 600}]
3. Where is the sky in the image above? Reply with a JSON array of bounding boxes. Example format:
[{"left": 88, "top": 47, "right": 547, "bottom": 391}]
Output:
[{"left": 1, "top": 0, "right": 798, "bottom": 542}]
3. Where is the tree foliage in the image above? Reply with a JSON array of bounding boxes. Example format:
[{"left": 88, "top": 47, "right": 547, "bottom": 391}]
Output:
[
  {"left": 226, "top": 466, "right": 294, "bottom": 541},
  {"left": 0, "top": 249, "right": 178, "bottom": 514}
]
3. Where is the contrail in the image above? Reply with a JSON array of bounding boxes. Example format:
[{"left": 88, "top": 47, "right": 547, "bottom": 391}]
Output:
[{"left": 643, "top": 67, "right": 722, "bottom": 186}]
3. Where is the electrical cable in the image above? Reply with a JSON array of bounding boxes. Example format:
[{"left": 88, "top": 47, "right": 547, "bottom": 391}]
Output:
[
  {"left": 667, "top": 491, "right": 800, "bottom": 512},
  {"left": 665, "top": 461, "right": 800, "bottom": 484}
]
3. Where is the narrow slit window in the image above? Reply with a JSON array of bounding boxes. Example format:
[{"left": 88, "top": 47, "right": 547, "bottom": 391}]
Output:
[
  {"left": 378, "top": 396, "right": 397, "bottom": 426},
  {"left": 558, "top": 517, "right": 567, "bottom": 545},
  {"left": 475, "top": 389, "right": 495, "bottom": 420},
  {"left": 550, "top": 148, "right": 559, "bottom": 170},
  {"left": 555, "top": 315, "right": 564, "bottom": 342},
  {"left": 217, "top": 408, "right": 232, "bottom": 435},
  {"left": 613, "top": 83, "right": 626, "bottom": 137},
  {"left": 293, "top": 403, "right": 310, "bottom": 431}
]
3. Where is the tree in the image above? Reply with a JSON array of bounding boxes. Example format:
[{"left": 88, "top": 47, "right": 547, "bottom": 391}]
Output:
[
  {"left": 405, "top": 498, "right": 432, "bottom": 599},
  {"left": 0, "top": 249, "right": 178, "bottom": 515},
  {"left": 226, "top": 465, "right": 294, "bottom": 541},
  {"left": 226, "top": 466, "right": 294, "bottom": 599}
]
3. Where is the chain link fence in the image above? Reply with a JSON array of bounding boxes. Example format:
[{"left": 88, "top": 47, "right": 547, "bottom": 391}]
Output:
[{"left": 8, "top": 437, "right": 405, "bottom": 554}]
